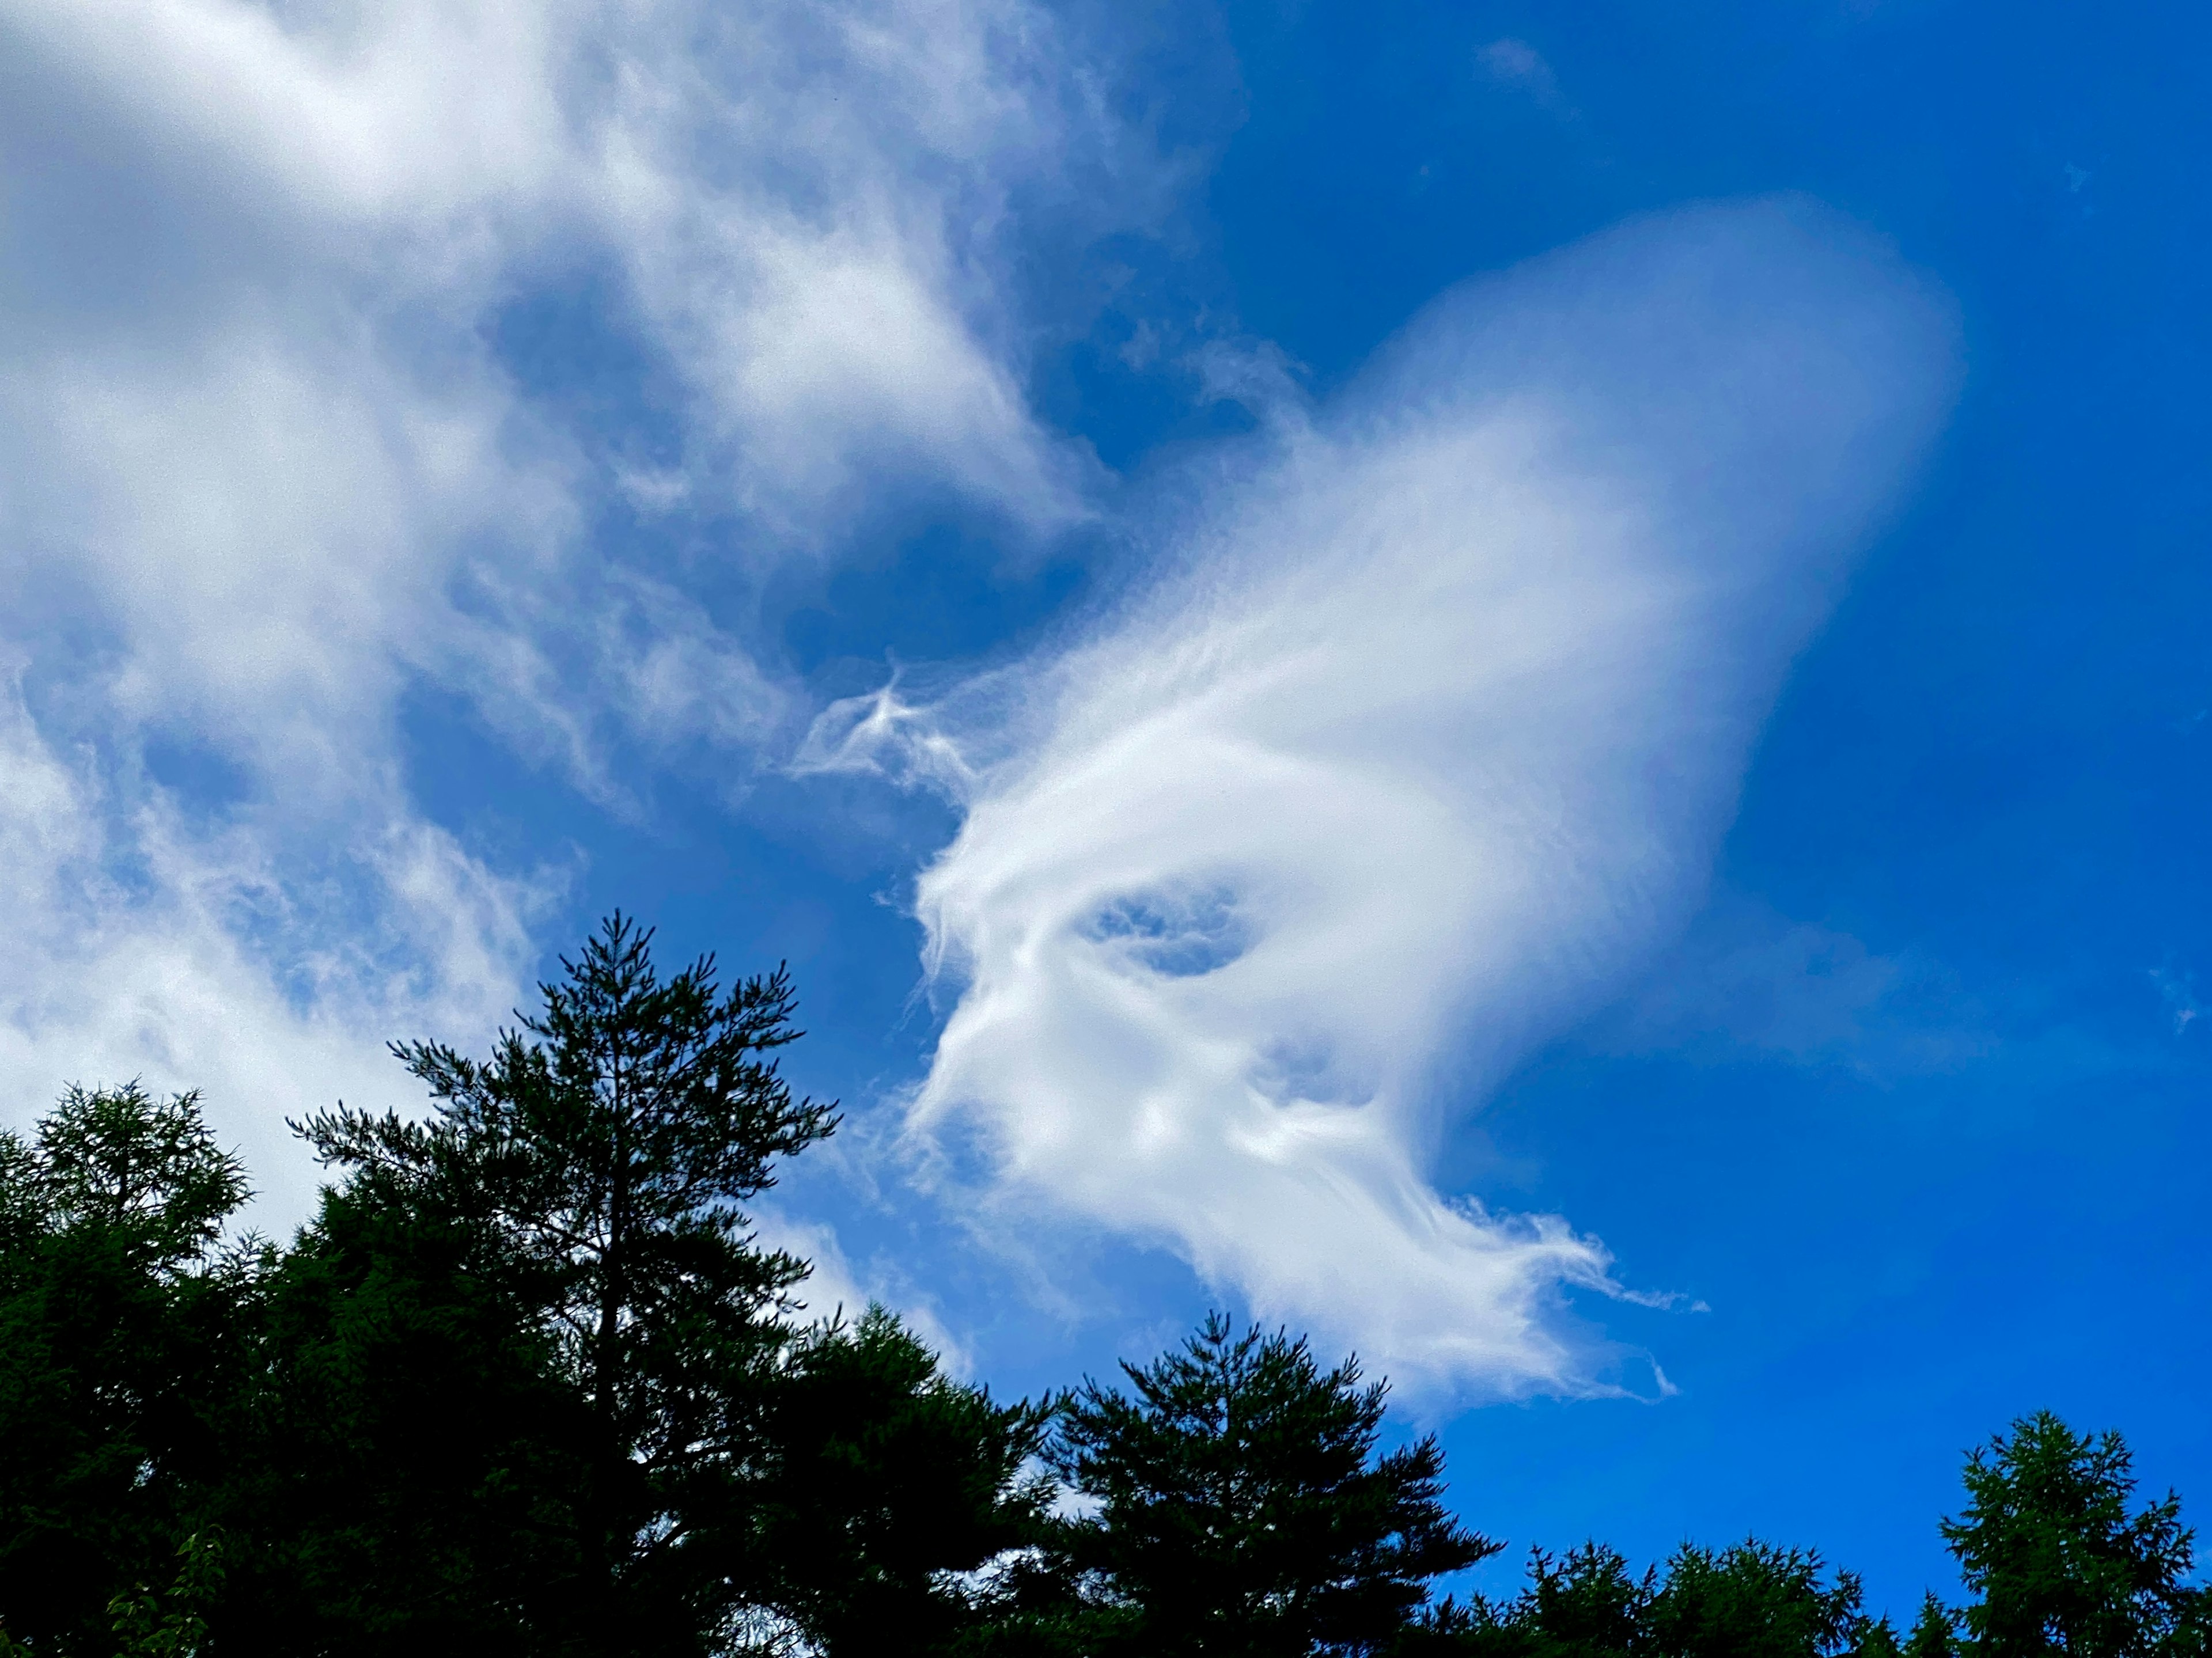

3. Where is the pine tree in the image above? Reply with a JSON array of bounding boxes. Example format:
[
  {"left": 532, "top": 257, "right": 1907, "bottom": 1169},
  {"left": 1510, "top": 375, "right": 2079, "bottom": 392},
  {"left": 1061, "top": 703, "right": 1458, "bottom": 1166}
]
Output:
[
  {"left": 24, "top": 1082, "right": 249, "bottom": 1269},
  {"left": 1901, "top": 1594, "right": 1963, "bottom": 1658},
  {"left": 0, "top": 1086, "right": 253, "bottom": 1653},
  {"left": 1428, "top": 1538, "right": 1884, "bottom": 1658},
  {"left": 296, "top": 914, "right": 838, "bottom": 1653},
  {"left": 1940, "top": 1413, "right": 2205, "bottom": 1657},
  {"left": 745, "top": 1307, "right": 1056, "bottom": 1654},
  {"left": 218, "top": 1165, "right": 584, "bottom": 1654},
  {"left": 1461, "top": 1542, "right": 1655, "bottom": 1657},
  {"left": 1048, "top": 1312, "right": 1498, "bottom": 1657},
  {"left": 1646, "top": 1541, "right": 1871, "bottom": 1657}
]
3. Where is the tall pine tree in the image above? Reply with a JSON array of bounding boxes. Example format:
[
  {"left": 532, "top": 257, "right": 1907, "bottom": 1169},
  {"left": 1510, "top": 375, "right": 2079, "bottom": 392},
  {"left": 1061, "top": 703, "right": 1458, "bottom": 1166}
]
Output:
[
  {"left": 1940, "top": 1413, "right": 2205, "bottom": 1657},
  {"left": 296, "top": 915, "right": 836, "bottom": 1653},
  {"left": 0, "top": 1085, "right": 254, "bottom": 1654}
]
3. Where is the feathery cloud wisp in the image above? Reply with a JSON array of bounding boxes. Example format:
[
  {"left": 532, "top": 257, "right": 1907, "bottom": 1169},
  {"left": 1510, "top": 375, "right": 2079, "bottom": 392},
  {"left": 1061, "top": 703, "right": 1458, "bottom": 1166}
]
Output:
[{"left": 880, "top": 199, "right": 1959, "bottom": 1395}]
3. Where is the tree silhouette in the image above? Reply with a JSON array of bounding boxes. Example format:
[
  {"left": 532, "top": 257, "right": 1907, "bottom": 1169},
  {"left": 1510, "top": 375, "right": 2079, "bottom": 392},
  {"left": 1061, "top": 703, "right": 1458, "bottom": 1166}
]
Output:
[
  {"left": 1941, "top": 1413, "right": 2205, "bottom": 1657},
  {"left": 1050, "top": 1312, "right": 1497, "bottom": 1656}
]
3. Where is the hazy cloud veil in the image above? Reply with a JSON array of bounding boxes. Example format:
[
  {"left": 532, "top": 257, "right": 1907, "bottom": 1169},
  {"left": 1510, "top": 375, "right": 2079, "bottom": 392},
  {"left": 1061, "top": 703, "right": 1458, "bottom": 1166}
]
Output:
[{"left": 870, "top": 200, "right": 1959, "bottom": 1395}]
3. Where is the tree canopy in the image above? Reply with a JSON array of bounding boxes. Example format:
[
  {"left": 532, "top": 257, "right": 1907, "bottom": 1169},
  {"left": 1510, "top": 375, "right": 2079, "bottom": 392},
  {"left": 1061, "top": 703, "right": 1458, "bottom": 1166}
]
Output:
[
  {"left": 1942, "top": 1412, "right": 2204, "bottom": 1658},
  {"left": 1043, "top": 1312, "right": 1496, "bottom": 1657},
  {"left": 1, "top": 915, "right": 2202, "bottom": 1656}
]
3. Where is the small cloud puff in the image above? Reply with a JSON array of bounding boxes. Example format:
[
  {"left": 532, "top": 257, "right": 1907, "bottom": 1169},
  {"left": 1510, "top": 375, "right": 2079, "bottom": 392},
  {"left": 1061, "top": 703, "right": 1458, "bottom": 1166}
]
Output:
[{"left": 1478, "top": 38, "right": 1567, "bottom": 111}]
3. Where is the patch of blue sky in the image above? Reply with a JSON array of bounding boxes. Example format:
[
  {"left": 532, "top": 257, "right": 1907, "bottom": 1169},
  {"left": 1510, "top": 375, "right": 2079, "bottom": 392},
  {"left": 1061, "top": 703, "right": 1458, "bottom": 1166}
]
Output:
[{"left": 1082, "top": 886, "right": 1253, "bottom": 979}]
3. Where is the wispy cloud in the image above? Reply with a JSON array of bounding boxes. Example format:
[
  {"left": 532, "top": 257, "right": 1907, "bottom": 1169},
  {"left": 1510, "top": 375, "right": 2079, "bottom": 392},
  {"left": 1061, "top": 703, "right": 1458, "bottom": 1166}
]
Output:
[
  {"left": 0, "top": 0, "right": 1168, "bottom": 1212},
  {"left": 2152, "top": 967, "right": 2205, "bottom": 1036},
  {"left": 869, "top": 199, "right": 1959, "bottom": 1396},
  {"left": 0, "top": 670, "right": 551, "bottom": 1219},
  {"left": 1478, "top": 37, "right": 1569, "bottom": 113}
]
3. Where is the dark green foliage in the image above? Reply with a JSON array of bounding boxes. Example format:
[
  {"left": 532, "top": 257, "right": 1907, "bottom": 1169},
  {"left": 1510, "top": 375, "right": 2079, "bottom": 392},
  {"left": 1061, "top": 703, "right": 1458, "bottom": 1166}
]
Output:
[
  {"left": 107, "top": 1530, "right": 225, "bottom": 1658},
  {"left": 212, "top": 1179, "right": 585, "bottom": 1655},
  {"left": 6, "top": 918, "right": 2210, "bottom": 1658},
  {"left": 245, "top": 915, "right": 1036, "bottom": 1657},
  {"left": 1441, "top": 1542, "right": 1656, "bottom": 1657},
  {"left": 31, "top": 1086, "right": 250, "bottom": 1269},
  {"left": 1422, "top": 1539, "right": 1883, "bottom": 1658},
  {"left": 1900, "top": 1595, "right": 1964, "bottom": 1658},
  {"left": 293, "top": 914, "right": 838, "bottom": 1653},
  {"left": 1939, "top": 1413, "right": 2205, "bottom": 1657},
  {"left": 0, "top": 1084, "right": 255, "bottom": 1656},
  {"left": 1519, "top": 1543, "right": 1654, "bottom": 1656},
  {"left": 1646, "top": 1541, "right": 1872, "bottom": 1658},
  {"left": 741, "top": 1307, "right": 1055, "bottom": 1654},
  {"left": 0, "top": 1130, "right": 40, "bottom": 1259},
  {"left": 1047, "top": 1312, "right": 1498, "bottom": 1656}
]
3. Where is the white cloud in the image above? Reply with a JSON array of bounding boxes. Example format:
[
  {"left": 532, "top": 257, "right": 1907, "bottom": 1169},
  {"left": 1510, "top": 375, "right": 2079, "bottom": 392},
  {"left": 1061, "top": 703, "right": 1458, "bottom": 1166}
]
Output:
[
  {"left": 0, "top": 671, "right": 548, "bottom": 1222},
  {"left": 2152, "top": 968, "right": 2204, "bottom": 1037},
  {"left": 886, "top": 199, "right": 1960, "bottom": 1396},
  {"left": 0, "top": 4, "right": 1964, "bottom": 1398},
  {"left": 0, "top": 0, "right": 1161, "bottom": 1223},
  {"left": 753, "top": 1209, "right": 973, "bottom": 1376}
]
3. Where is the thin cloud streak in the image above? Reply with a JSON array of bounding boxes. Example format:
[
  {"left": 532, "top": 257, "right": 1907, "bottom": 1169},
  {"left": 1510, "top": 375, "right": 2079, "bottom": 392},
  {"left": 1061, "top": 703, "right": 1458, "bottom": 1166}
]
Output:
[
  {"left": 883, "top": 199, "right": 1960, "bottom": 1396},
  {"left": 0, "top": 674, "right": 548, "bottom": 1220}
]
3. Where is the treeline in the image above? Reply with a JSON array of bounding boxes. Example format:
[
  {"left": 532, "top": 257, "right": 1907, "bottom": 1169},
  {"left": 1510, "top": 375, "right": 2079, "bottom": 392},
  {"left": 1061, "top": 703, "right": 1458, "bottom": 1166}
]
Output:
[{"left": 0, "top": 919, "right": 2201, "bottom": 1657}]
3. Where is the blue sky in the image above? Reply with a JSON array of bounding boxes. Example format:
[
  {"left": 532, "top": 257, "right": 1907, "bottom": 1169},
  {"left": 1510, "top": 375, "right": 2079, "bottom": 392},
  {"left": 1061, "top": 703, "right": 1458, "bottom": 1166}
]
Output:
[{"left": 2, "top": 0, "right": 2207, "bottom": 1623}]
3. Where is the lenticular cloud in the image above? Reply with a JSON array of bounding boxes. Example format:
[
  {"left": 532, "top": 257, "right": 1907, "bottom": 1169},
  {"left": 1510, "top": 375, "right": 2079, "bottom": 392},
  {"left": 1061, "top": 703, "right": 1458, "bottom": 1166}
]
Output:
[{"left": 894, "top": 199, "right": 1959, "bottom": 1395}]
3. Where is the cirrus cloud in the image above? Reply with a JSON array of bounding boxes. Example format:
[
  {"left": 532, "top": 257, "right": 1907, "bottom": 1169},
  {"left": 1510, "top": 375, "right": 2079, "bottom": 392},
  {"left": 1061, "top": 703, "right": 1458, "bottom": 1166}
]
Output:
[
  {"left": 0, "top": 0, "right": 1171, "bottom": 1217},
  {"left": 839, "top": 198, "right": 1960, "bottom": 1395}
]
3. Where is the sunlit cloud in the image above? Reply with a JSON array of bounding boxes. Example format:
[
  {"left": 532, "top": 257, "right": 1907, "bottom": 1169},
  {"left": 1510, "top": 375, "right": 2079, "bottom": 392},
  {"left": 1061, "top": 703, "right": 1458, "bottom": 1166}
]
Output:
[
  {"left": 0, "top": 0, "right": 1162, "bottom": 1213},
  {"left": 856, "top": 199, "right": 1960, "bottom": 1395}
]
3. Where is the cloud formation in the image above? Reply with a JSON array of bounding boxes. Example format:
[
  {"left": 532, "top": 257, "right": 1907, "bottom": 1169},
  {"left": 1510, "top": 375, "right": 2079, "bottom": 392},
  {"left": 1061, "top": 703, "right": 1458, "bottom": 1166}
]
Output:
[
  {"left": 872, "top": 199, "right": 1959, "bottom": 1395},
  {"left": 0, "top": 0, "right": 1156, "bottom": 1202},
  {"left": 0, "top": 671, "right": 541, "bottom": 1218},
  {"left": 0, "top": 4, "right": 1960, "bottom": 1394}
]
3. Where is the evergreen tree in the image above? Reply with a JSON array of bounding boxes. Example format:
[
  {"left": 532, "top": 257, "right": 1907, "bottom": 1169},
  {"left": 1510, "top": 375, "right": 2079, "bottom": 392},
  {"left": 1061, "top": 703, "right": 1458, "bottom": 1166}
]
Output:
[
  {"left": 743, "top": 1307, "right": 1056, "bottom": 1655},
  {"left": 29, "top": 1085, "right": 249, "bottom": 1268},
  {"left": 1900, "top": 1595, "right": 1964, "bottom": 1658},
  {"left": 1425, "top": 1539, "right": 1886, "bottom": 1658},
  {"left": 18, "top": 924, "right": 2212, "bottom": 1658},
  {"left": 1940, "top": 1413, "right": 2205, "bottom": 1657},
  {"left": 0, "top": 1085, "right": 254, "bottom": 1654},
  {"left": 1532, "top": 1545, "right": 1657, "bottom": 1656},
  {"left": 1486, "top": 1543, "right": 1655, "bottom": 1657},
  {"left": 295, "top": 915, "right": 839, "bottom": 1653},
  {"left": 1048, "top": 1312, "right": 1498, "bottom": 1657},
  {"left": 214, "top": 1171, "right": 584, "bottom": 1655},
  {"left": 1397, "top": 1542, "right": 1654, "bottom": 1658},
  {"left": 1645, "top": 1541, "right": 1870, "bottom": 1658}
]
